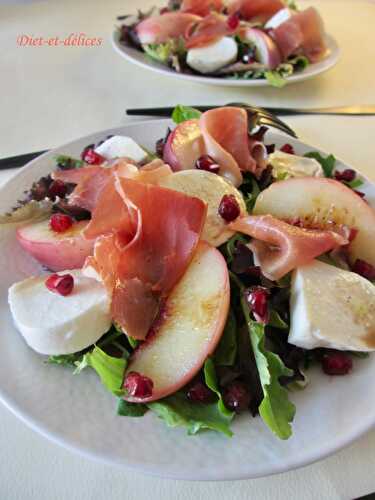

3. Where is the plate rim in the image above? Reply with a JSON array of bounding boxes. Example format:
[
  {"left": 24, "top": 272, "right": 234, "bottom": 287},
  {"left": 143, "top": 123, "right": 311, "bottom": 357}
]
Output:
[
  {"left": 1, "top": 119, "right": 374, "bottom": 481},
  {"left": 111, "top": 30, "right": 340, "bottom": 88}
]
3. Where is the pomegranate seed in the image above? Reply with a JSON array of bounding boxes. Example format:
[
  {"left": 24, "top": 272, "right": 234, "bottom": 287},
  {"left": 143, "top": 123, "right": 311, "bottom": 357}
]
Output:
[
  {"left": 49, "top": 213, "right": 73, "bottom": 233},
  {"left": 322, "top": 352, "right": 353, "bottom": 375},
  {"left": 187, "top": 381, "right": 212, "bottom": 403},
  {"left": 47, "top": 179, "right": 67, "bottom": 200},
  {"left": 223, "top": 381, "right": 251, "bottom": 413},
  {"left": 227, "top": 12, "right": 240, "bottom": 30},
  {"left": 195, "top": 155, "right": 220, "bottom": 174},
  {"left": 218, "top": 194, "right": 240, "bottom": 222},
  {"left": 352, "top": 259, "right": 375, "bottom": 280},
  {"left": 280, "top": 143, "right": 295, "bottom": 154},
  {"left": 81, "top": 147, "right": 105, "bottom": 165},
  {"left": 245, "top": 286, "right": 269, "bottom": 323},
  {"left": 334, "top": 169, "right": 356, "bottom": 182},
  {"left": 124, "top": 371, "right": 153, "bottom": 398},
  {"left": 45, "top": 273, "right": 74, "bottom": 296}
]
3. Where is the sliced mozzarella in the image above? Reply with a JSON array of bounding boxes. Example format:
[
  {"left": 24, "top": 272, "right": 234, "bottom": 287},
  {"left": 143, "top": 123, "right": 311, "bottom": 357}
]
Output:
[
  {"left": 8, "top": 270, "right": 111, "bottom": 355},
  {"left": 268, "top": 151, "right": 324, "bottom": 180},
  {"left": 159, "top": 169, "right": 246, "bottom": 247},
  {"left": 186, "top": 36, "right": 238, "bottom": 74},
  {"left": 95, "top": 136, "right": 147, "bottom": 163},
  {"left": 264, "top": 8, "right": 293, "bottom": 30},
  {"left": 289, "top": 260, "right": 375, "bottom": 351}
]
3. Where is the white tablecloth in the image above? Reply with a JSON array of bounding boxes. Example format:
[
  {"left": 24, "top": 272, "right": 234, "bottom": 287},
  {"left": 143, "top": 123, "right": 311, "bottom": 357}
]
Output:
[{"left": 1, "top": 0, "right": 375, "bottom": 498}]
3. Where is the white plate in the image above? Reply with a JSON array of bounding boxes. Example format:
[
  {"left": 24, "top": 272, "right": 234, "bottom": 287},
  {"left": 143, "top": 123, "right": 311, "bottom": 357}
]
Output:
[
  {"left": 0, "top": 119, "right": 374, "bottom": 481},
  {"left": 111, "top": 31, "right": 340, "bottom": 87}
]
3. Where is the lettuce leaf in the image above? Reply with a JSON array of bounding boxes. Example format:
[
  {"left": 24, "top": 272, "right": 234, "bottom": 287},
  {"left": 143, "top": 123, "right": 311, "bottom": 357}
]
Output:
[
  {"left": 264, "top": 70, "right": 287, "bottom": 88},
  {"left": 304, "top": 151, "right": 336, "bottom": 178},
  {"left": 74, "top": 346, "right": 127, "bottom": 397},
  {"left": 214, "top": 310, "right": 237, "bottom": 366},
  {"left": 147, "top": 392, "right": 233, "bottom": 437},
  {"left": 172, "top": 105, "right": 202, "bottom": 124},
  {"left": 117, "top": 399, "right": 148, "bottom": 417},
  {"left": 143, "top": 39, "right": 186, "bottom": 64},
  {"left": 204, "top": 358, "right": 234, "bottom": 419},
  {"left": 243, "top": 309, "right": 295, "bottom": 439}
]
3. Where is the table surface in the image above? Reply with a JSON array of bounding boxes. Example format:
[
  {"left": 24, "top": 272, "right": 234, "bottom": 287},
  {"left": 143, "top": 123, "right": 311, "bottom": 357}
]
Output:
[{"left": 1, "top": 0, "right": 375, "bottom": 498}]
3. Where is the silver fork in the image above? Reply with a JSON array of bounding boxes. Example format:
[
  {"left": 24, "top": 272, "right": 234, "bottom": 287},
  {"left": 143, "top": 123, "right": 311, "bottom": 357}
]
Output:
[{"left": 126, "top": 104, "right": 298, "bottom": 138}]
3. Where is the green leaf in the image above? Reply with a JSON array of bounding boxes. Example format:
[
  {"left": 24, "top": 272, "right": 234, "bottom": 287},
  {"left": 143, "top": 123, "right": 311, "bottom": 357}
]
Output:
[
  {"left": 47, "top": 353, "right": 82, "bottom": 366},
  {"left": 304, "top": 152, "right": 336, "bottom": 178},
  {"left": 224, "top": 233, "right": 248, "bottom": 263},
  {"left": 214, "top": 310, "right": 237, "bottom": 366},
  {"left": 288, "top": 55, "right": 309, "bottom": 70},
  {"left": 264, "top": 70, "right": 287, "bottom": 88},
  {"left": 54, "top": 155, "right": 84, "bottom": 169},
  {"left": 172, "top": 105, "right": 202, "bottom": 124},
  {"left": 147, "top": 392, "right": 233, "bottom": 437},
  {"left": 240, "top": 293, "right": 295, "bottom": 439},
  {"left": 204, "top": 358, "right": 234, "bottom": 419},
  {"left": 117, "top": 399, "right": 148, "bottom": 417},
  {"left": 127, "top": 336, "right": 139, "bottom": 349},
  {"left": 268, "top": 310, "right": 288, "bottom": 330},
  {"left": 74, "top": 346, "right": 127, "bottom": 396},
  {"left": 344, "top": 178, "right": 364, "bottom": 189},
  {"left": 243, "top": 177, "right": 261, "bottom": 212},
  {"left": 143, "top": 39, "right": 186, "bottom": 64},
  {"left": 349, "top": 351, "right": 370, "bottom": 359}
]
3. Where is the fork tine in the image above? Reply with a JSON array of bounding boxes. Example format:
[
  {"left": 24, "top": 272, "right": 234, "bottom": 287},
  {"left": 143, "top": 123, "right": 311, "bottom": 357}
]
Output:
[
  {"left": 258, "top": 116, "right": 297, "bottom": 138},
  {"left": 227, "top": 102, "right": 297, "bottom": 138}
]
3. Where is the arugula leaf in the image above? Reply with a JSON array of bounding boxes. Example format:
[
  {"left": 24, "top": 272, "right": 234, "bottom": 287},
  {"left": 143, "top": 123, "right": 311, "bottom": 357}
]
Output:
[
  {"left": 74, "top": 346, "right": 127, "bottom": 396},
  {"left": 148, "top": 392, "right": 233, "bottom": 437},
  {"left": 127, "top": 336, "right": 139, "bottom": 349},
  {"left": 268, "top": 310, "right": 289, "bottom": 330},
  {"left": 264, "top": 71, "right": 287, "bottom": 88},
  {"left": 239, "top": 292, "right": 295, "bottom": 439},
  {"left": 172, "top": 105, "right": 202, "bottom": 124},
  {"left": 143, "top": 39, "right": 186, "bottom": 64},
  {"left": 47, "top": 353, "right": 82, "bottom": 366},
  {"left": 54, "top": 155, "right": 84, "bottom": 169},
  {"left": 288, "top": 55, "right": 309, "bottom": 70},
  {"left": 204, "top": 358, "right": 234, "bottom": 419},
  {"left": 345, "top": 178, "right": 364, "bottom": 189},
  {"left": 214, "top": 310, "right": 237, "bottom": 366},
  {"left": 304, "top": 151, "right": 336, "bottom": 178},
  {"left": 224, "top": 233, "right": 248, "bottom": 263},
  {"left": 117, "top": 399, "right": 148, "bottom": 417}
]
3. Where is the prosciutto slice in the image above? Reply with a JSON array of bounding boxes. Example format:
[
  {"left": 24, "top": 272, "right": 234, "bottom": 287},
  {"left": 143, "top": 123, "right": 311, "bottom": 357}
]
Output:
[
  {"left": 136, "top": 12, "right": 201, "bottom": 45},
  {"left": 270, "top": 7, "right": 327, "bottom": 62},
  {"left": 86, "top": 177, "right": 207, "bottom": 339},
  {"left": 83, "top": 161, "right": 173, "bottom": 239},
  {"left": 185, "top": 13, "right": 233, "bottom": 49},
  {"left": 181, "top": 0, "right": 223, "bottom": 17},
  {"left": 229, "top": 215, "right": 348, "bottom": 280},
  {"left": 227, "top": 0, "right": 285, "bottom": 22},
  {"left": 200, "top": 107, "right": 258, "bottom": 186}
]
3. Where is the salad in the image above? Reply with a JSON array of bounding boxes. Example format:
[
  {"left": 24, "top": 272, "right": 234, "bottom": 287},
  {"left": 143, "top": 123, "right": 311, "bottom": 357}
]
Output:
[
  {"left": 4, "top": 105, "right": 375, "bottom": 440},
  {"left": 116, "top": 0, "right": 329, "bottom": 87}
]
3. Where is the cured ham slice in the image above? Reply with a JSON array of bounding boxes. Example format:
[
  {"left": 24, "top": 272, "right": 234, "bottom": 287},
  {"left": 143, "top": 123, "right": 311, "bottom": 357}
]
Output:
[
  {"left": 270, "top": 7, "right": 327, "bottom": 62},
  {"left": 229, "top": 215, "right": 347, "bottom": 280},
  {"left": 227, "top": 0, "right": 285, "bottom": 22},
  {"left": 136, "top": 12, "right": 201, "bottom": 45},
  {"left": 83, "top": 161, "right": 173, "bottom": 239},
  {"left": 185, "top": 13, "right": 233, "bottom": 49},
  {"left": 86, "top": 178, "right": 207, "bottom": 339},
  {"left": 200, "top": 107, "right": 258, "bottom": 186},
  {"left": 181, "top": 0, "right": 223, "bottom": 17}
]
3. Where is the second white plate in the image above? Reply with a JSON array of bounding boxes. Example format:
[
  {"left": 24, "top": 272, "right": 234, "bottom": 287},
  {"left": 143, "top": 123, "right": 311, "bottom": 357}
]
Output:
[{"left": 111, "top": 31, "right": 340, "bottom": 87}]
